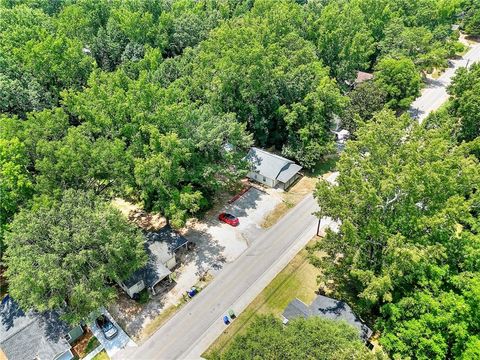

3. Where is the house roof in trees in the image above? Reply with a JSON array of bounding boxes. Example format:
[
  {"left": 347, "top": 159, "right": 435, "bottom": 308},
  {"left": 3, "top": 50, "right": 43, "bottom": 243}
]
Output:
[
  {"left": 282, "top": 295, "right": 373, "bottom": 342},
  {"left": 0, "top": 296, "right": 72, "bottom": 360},
  {"left": 123, "top": 241, "right": 172, "bottom": 289},
  {"left": 246, "top": 147, "right": 302, "bottom": 183},
  {"left": 145, "top": 226, "right": 189, "bottom": 253},
  {"left": 123, "top": 227, "right": 188, "bottom": 289},
  {"left": 354, "top": 71, "right": 374, "bottom": 84}
]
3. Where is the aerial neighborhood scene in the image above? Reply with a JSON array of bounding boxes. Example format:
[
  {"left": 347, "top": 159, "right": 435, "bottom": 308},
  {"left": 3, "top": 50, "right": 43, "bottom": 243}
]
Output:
[{"left": 1, "top": 0, "right": 480, "bottom": 359}]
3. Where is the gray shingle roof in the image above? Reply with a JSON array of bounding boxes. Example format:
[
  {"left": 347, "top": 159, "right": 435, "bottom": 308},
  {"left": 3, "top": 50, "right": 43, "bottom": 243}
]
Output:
[
  {"left": 282, "top": 295, "right": 373, "bottom": 342},
  {"left": 282, "top": 298, "right": 310, "bottom": 320},
  {"left": 146, "top": 226, "right": 189, "bottom": 253},
  {"left": 246, "top": 148, "right": 302, "bottom": 183},
  {"left": 0, "top": 296, "right": 72, "bottom": 360}
]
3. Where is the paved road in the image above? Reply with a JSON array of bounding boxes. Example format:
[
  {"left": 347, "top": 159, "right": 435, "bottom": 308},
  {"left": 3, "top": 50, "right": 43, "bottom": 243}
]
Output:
[
  {"left": 117, "top": 195, "right": 319, "bottom": 359},
  {"left": 113, "top": 39, "right": 480, "bottom": 360},
  {"left": 410, "top": 40, "right": 480, "bottom": 123}
]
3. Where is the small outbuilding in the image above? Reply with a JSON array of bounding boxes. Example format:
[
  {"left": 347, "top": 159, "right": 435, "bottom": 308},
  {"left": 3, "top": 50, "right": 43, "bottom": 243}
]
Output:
[
  {"left": 119, "top": 226, "right": 189, "bottom": 298},
  {"left": 246, "top": 147, "right": 302, "bottom": 190},
  {"left": 282, "top": 295, "right": 373, "bottom": 343}
]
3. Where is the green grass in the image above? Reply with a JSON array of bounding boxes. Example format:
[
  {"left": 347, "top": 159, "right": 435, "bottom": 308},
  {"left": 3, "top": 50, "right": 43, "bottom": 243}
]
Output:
[
  {"left": 84, "top": 336, "right": 100, "bottom": 355},
  {"left": 309, "top": 156, "right": 339, "bottom": 177},
  {"left": 203, "top": 238, "right": 323, "bottom": 358},
  {"left": 137, "top": 289, "right": 150, "bottom": 304},
  {"left": 91, "top": 350, "right": 109, "bottom": 360}
]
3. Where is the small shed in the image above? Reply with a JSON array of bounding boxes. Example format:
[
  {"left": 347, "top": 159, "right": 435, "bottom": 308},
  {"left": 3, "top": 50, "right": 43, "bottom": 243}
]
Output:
[
  {"left": 119, "top": 226, "right": 189, "bottom": 298},
  {"left": 246, "top": 147, "right": 302, "bottom": 190},
  {"left": 282, "top": 295, "right": 373, "bottom": 342}
]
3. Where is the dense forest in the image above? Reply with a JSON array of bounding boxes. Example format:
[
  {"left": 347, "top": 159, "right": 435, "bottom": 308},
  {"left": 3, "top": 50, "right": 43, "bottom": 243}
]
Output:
[{"left": 1, "top": 0, "right": 479, "bottom": 358}]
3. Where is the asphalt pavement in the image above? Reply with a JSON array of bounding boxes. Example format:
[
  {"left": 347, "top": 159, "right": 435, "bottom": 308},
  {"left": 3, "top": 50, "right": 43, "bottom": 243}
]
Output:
[
  {"left": 410, "top": 39, "right": 480, "bottom": 123},
  {"left": 117, "top": 194, "right": 319, "bottom": 359},
  {"left": 113, "top": 37, "right": 480, "bottom": 360}
]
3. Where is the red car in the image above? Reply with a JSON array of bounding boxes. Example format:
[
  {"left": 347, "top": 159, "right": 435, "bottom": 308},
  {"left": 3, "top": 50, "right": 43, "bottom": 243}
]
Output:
[{"left": 219, "top": 212, "right": 239, "bottom": 226}]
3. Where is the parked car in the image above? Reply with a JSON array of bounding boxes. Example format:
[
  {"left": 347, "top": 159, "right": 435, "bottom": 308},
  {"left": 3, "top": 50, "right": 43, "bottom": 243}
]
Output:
[
  {"left": 218, "top": 212, "right": 239, "bottom": 226},
  {"left": 96, "top": 314, "right": 118, "bottom": 340}
]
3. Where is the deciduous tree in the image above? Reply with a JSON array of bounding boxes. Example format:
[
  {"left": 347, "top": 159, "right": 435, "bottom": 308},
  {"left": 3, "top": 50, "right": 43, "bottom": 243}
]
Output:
[
  {"left": 3, "top": 190, "right": 147, "bottom": 324},
  {"left": 215, "top": 315, "right": 376, "bottom": 360}
]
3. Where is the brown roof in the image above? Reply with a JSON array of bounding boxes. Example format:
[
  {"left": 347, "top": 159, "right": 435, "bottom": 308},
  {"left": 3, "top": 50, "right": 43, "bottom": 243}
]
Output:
[{"left": 355, "top": 71, "right": 374, "bottom": 84}]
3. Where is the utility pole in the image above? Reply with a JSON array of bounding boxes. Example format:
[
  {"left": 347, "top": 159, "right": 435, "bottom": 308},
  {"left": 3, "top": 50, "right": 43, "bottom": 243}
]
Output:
[{"left": 316, "top": 213, "right": 322, "bottom": 236}]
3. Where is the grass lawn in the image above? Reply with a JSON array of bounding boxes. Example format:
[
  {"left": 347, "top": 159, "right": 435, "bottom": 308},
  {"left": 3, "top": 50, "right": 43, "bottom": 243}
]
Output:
[
  {"left": 261, "top": 176, "right": 318, "bottom": 228},
  {"left": 84, "top": 336, "right": 100, "bottom": 355},
  {"left": 262, "top": 156, "right": 338, "bottom": 229},
  {"left": 309, "top": 155, "right": 339, "bottom": 177},
  {"left": 203, "top": 237, "right": 323, "bottom": 358},
  {"left": 91, "top": 350, "right": 109, "bottom": 360}
]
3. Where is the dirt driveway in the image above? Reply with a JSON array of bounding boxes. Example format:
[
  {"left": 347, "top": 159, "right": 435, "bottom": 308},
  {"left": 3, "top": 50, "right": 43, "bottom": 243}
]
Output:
[{"left": 109, "top": 187, "right": 281, "bottom": 341}]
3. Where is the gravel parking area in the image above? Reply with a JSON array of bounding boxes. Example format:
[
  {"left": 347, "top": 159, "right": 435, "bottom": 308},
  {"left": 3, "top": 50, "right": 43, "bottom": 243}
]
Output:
[{"left": 110, "top": 187, "right": 281, "bottom": 341}]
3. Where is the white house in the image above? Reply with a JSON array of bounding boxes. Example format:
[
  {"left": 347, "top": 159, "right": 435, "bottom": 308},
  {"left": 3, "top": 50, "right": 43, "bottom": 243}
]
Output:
[
  {"left": 118, "top": 226, "right": 189, "bottom": 298},
  {"left": 246, "top": 147, "right": 302, "bottom": 189}
]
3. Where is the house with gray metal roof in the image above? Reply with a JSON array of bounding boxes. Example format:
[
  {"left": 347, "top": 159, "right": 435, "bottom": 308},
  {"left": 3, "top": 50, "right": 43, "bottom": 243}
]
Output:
[
  {"left": 118, "top": 226, "right": 189, "bottom": 298},
  {"left": 246, "top": 147, "right": 302, "bottom": 189},
  {"left": 282, "top": 295, "right": 373, "bottom": 342},
  {"left": 0, "top": 296, "right": 83, "bottom": 360}
]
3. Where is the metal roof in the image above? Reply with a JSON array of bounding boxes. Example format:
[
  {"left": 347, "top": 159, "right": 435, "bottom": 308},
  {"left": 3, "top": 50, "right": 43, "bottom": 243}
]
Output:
[
  {"left": 355, "top": 71, "right": 374, "bottom": 84},
  {"left": 0, "top": 296, "right": 72, "bottom": 360},
  {"left": 246, "top": 148, "right": 302, "bottom": 183},
  {"left": 282, "top": 295, "right": 373, "bottom": 342}
]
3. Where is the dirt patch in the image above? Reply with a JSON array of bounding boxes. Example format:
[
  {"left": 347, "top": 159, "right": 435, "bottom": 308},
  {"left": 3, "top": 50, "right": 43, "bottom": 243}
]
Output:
[
  {"left": 110, "top": 273, "right": 213, "bottom": 343},
  {"left": 71, "top": 328, "right": 98, "bottom": 359},
  {"left": 262, "top": 176, "right": 318, "bottom": 229},
  {"left": 112, "top": 198, "right": 166, "bottom": 231}
]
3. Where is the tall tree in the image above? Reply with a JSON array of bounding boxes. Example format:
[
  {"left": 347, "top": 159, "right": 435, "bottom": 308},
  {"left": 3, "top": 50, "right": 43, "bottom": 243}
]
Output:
[
  {"left": 463, "top": 0, "right": 480, "bottom": 35},
  {"left": 448, "top": 63, "right": 480, "bottom": 142},
  {"left": 215, "top": 315, "right": 376, "bottom": 360},
  {"left": 3, "top": 190, "right": 147, "bottom": 324},
  {"left": 187, "top": 0, "right": 345, "bottom": 167},
  {"left": 374, "top": 57, "right": 421, "bottom": 109},
  {"left": 0, "top": 137, "right": 33, "bottom": 250},
  {"left": 315, "top": 0, "right": 375, "bottom": 82},
  {"left": 312, "top": 109, "right": 480, "bottom": 359},
  {"left": 134, "top": 131, "right": 203, "bottom": 228},
  {"left": 344, "top": 80, "right": 387, "bottom": 133}
]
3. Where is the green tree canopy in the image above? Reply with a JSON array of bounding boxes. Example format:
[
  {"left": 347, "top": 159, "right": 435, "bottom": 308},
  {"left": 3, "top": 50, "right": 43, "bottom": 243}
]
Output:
[
  {"left": 344, "top": 80, "right": 387, "bottom": 133},
  {"left": 463, "top": 0, "right": 480, "bottom": 35},
  {"left": 216, "top": 315, "right": 376, "bottom": 360},
  {"left": 315, "top": 0, "right": 375, "bottom": 82},
  {"left": 448, "top": 63, "right": 480, "bottom": 142},
  {"left": 3, "top": 189, "right": 147, "bottom": 324},
  {"left": 186, "top": 0, "right": 346, "bottom": 167},
  {"left": 313, "top": 109, "right": 480, "bottom": 359},
  {"left": 374, "top": 57, "right": 421, "bottom": 108}
]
